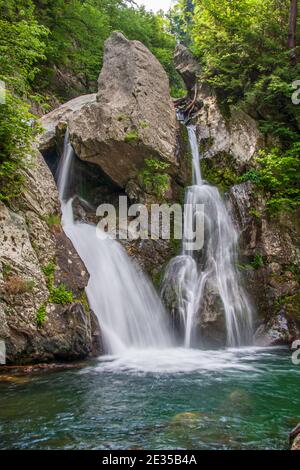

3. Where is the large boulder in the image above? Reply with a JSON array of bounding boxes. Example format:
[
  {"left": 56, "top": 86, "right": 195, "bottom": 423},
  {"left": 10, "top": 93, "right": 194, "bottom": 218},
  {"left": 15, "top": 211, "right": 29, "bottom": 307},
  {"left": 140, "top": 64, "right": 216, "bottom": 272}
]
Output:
[
  {"left": 174, "top": 43, "right": 200, "bottom": 91},
  {"left": 39, "top": 94, "right": 96, "bottom": 151},
  {"left": 0, "top": 148, "right": 102, "bottom": 364},
  {"left": 196, "top": 94, "right": 264, "bottom": 168},
  {"left": 68, "top": 32, "right": 179, "bottom": 188}
]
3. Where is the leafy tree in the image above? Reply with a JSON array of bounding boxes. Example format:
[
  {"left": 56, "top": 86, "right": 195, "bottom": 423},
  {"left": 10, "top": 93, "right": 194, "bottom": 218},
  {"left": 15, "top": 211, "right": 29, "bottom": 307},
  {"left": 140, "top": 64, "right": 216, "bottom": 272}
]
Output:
[
  {"left": 241, "top": 143, "right": 300, "bottom": 211},
  {"left": 32, "top": 0, "right": 181, "bottom": 100},
  {"left": 171, "top": 0, "right": 300, "bottom": 211},
  {"left": 0, "top": 0, "right": 47, "bottom": 201}
]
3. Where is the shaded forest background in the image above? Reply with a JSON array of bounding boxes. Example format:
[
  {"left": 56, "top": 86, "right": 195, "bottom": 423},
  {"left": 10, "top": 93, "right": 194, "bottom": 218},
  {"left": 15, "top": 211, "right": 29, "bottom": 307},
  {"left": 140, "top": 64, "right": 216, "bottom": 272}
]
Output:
[{"left": 0, "top": 0, "right": 299, "bottom": 210}]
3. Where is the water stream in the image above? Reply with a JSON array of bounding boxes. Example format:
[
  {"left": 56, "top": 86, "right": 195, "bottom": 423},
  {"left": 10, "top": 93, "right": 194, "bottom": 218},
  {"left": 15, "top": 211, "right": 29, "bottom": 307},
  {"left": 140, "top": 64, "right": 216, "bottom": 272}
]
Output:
[
  {"left": 162, "top": 126, "right": 253, "bottom": 347},
  {"left": 58, "top": 132, "right": 173, "bottom": 354}
]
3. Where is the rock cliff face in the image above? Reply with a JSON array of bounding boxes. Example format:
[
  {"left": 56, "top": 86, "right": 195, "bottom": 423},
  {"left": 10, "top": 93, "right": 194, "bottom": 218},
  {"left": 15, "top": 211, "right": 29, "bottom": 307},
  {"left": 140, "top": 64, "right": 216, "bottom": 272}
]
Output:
[
  {"left": 228, "top": 183, "right": 300, "bottom": 345},
  {"left": 0, "top": 149, "right": 102, "bottom": 364},
  {"left": 174, "top": 44, "right": 300, "bottom": 346}
]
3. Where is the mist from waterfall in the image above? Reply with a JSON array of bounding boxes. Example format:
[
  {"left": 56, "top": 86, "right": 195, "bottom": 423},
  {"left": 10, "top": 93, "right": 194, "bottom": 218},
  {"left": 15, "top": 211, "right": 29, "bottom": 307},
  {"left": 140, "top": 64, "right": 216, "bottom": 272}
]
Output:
[
  {"left": 162, "top": 126, "right": 253, "bottom": 348},
  {"left": 58, "top": 132, "right": 173, "bottom": 354}
]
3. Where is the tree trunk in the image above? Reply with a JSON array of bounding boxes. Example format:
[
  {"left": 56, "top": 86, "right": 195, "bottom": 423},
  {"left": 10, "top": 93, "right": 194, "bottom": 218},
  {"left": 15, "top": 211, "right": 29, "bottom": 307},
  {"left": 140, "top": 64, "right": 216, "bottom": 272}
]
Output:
[{"left": 288, "top": 0, "right": 298, "bottom": 54}]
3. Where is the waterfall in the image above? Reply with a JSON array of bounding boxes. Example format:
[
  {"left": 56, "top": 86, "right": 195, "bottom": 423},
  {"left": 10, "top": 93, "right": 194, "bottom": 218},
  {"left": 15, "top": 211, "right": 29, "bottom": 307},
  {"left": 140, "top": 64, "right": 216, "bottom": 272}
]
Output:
[
  {"left": 58, "top": 133, "right": 173, "bottom": 354},
  {"left": 162, "top": 125, "right": 253, "bottom": 347}
]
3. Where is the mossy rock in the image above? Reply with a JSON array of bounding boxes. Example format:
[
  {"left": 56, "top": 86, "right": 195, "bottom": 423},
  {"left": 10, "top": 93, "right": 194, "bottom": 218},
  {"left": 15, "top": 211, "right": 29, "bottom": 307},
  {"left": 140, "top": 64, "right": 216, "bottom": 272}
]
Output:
[
  {"left": 284, "top": 292, "right": 300, "bottom": 322},
  {"left": 201, "top": 153, "right": 240, "bottom": 191}
]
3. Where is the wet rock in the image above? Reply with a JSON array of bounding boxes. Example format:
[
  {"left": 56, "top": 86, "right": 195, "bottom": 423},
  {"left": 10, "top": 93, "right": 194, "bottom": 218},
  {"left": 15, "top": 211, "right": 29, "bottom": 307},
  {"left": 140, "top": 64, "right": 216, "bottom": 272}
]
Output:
[
  {"left": 197, "top": 283, "right": 227, "bottom": 348},
  {"left": 254, "top": 311, "right": 299, "bottom": 347},
  {"left": 225, "top": 389, "right": 253, "bottom": 414},
  {"left": 228, "top": 182, "right": 300, "bottom": 345},
  {"left": 196, "top": 98, "right": 263, "bottom": 169},
  {"left": 0, "top": 150, "right": 102, "bottom": 364}
]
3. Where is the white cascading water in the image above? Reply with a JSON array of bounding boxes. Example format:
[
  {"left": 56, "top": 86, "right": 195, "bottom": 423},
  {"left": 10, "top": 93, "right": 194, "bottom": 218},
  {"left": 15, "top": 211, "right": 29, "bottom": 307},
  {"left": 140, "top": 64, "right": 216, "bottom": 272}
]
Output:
[
  {"left": 162, "top": 125, "right": 253, "bottom": 348},
  {"left": 57, "top": 132, "right": 173, "bottom": 354}
]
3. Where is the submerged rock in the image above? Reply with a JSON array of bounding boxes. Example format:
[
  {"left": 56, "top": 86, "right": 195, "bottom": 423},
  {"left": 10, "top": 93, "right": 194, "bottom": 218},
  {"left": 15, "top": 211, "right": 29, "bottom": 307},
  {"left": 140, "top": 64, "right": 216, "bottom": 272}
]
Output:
[{"left": 171, "top": 411, "right": 205, "bottom": 427}]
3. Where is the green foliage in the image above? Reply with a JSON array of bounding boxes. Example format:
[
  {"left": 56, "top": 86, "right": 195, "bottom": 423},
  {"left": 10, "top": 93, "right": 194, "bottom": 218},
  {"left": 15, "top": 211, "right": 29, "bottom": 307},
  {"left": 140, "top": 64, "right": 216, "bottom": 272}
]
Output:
[
  {"left": 0, "top": 93, "right": 38, "bottom": 201},
  {"left": 42, "top": 261, "right": 73, "bottom": 304},
  {"left": 241, "top": 144, "right": 300, "bottom": 211},
  {"left": 240, "top": 169, "right": 261, "bottom": 185},
  {"left": 29, "top": 0, "right": 181, "bottom": 100},
  {"left": 49, "top": 283, "right": 73, "bottom": 305},
  {"left": 124, "top": 130, "right": 139, "bottom": 142},
  {"left": 201, "top": 155, "right": 239, "bottom": 191},
  {"left": 250, "top": 252, "right": 264, "bottom": 269},
  {"left": 43, "top": 261, "right": 73, "bottom": 304},
  {"left": 0, "top": 1, "right": 47, "bottom": 201},
  {"left": 139, "top": 158, "right": 171, "bottom": 200},
  {"left": 249, "top": 208, "right": 262, "bottom": 218},
  {"left": 36, "top": 304, "right": 46, "bottom": 327},
  {"left": 139, "top": 120, "right": 149, "bottom": 129},
  {"left": 42, "top": 261, "right": 56, "bottom": 289},
  {"left": 2, "top": 262, "right": 12, "bottom": 278},
  {"left": 172, "top": 0, "right": 300, "bottom": 203},
  {"left": 42, "top": 213, "right": 61, "bottom": 228}
]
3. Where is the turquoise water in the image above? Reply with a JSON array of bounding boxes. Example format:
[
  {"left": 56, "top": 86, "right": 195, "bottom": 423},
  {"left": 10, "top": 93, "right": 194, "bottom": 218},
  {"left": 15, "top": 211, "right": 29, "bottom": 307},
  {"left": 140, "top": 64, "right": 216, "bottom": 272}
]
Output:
[{"left": 0, "top": 347, "right": 299, "bottom": 450}]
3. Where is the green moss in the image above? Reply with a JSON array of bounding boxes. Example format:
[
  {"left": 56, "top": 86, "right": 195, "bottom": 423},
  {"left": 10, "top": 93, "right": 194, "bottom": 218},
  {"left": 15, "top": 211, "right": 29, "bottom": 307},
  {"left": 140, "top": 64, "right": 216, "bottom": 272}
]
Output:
[
  {"left": 42, "top": 213, "right": 61, "bottom": 229},
  {"left": 285, "top": 293, "right": 300, "bottom": 321},
  {"left": 139, "top": 120, "right": 149, "bottom": 129},
  {"left": 201, "top": 154, "right": 239, "bottom": 191},
  {"left": 116, "top": 113, "right": 128, "bottom": 122},
  {"left": 36, "top": 304, "right": 46, "bottom": 327},
  {"left": 2, "top": 262, "right": 12, "bottom": 279},
  {"left": 249, "top": 208, "right": 262, "bottom": 218},
  {"left": 199, "top": 137, "right": 214, "bottom": 154},
  {"left": 250, "top": 252, "right": 264, "bottom": 269},
  {"left": 124, "top": 130, "right": 139, "bottom": 142},
  {"left": 275, "top": 292, "right": 300, "bottom": 322},
  {"left": 178, "top": 125, "right": 193, "bottom": 187},
  {"left": 152, "top": 269, "right": 164, "bottom": 291},
  {"left": 75, "top": 291, "right": 90, "bottom": 312},
  {"left": 170, "top": 236, "right": 181, "bottom": 257},
  {"left": 286, "top": 264, "right": 300, "bottom": 284}
]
